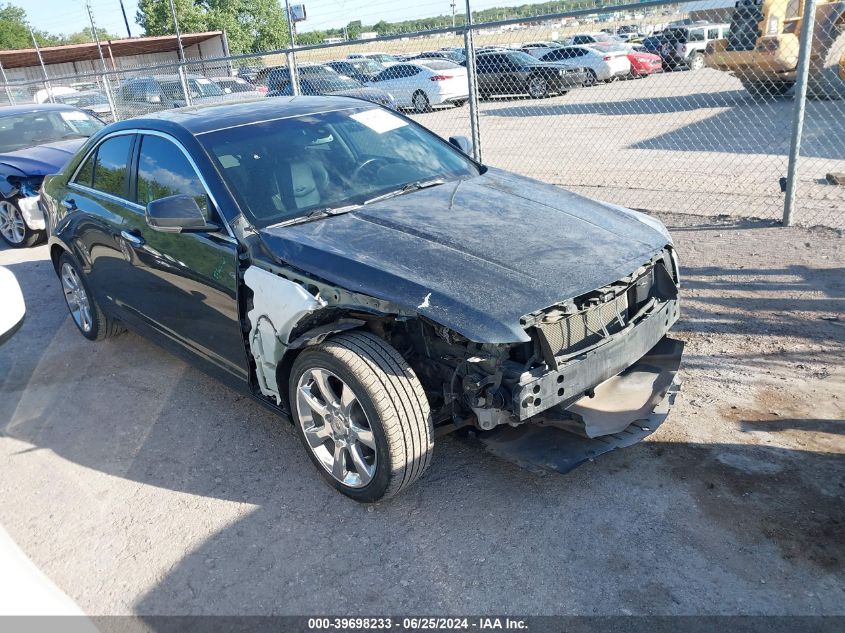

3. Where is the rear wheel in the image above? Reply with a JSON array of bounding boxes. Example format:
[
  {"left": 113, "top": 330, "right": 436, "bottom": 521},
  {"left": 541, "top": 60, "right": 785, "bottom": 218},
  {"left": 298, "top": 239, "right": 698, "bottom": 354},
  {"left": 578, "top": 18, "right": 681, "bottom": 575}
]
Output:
[
  {"left": 412, "top": 90, "right": 431, "bottom": 113},
  {"left": 58, "top": 253, "right": 124, "bottom": 341},
  {"left": 0, "top": 199, "right": 42, "bottom": 248},
  {"left": 289, "top": 331, "right": 433, "bottom": 502},
  {"left": 583, "top": 69, "right": 598, "bottom": 87}
]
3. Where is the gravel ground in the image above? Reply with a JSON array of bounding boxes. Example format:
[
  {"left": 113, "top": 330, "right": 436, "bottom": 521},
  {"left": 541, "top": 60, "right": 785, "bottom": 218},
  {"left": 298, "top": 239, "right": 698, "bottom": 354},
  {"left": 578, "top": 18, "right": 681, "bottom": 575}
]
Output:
[{"left": 0, "top": 211, "right": 842, "bottom": 616}]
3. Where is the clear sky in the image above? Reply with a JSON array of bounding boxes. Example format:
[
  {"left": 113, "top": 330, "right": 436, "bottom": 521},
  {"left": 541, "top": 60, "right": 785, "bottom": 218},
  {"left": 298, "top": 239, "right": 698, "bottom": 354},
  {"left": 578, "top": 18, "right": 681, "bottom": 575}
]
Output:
[{"left": 27, "top": 0, "right": 547, "bottom": 38}]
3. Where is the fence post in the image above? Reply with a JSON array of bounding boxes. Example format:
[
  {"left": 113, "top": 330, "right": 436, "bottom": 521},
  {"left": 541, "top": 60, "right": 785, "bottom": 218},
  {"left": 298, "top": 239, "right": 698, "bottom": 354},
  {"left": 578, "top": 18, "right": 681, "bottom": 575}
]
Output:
[
  {"left": 462, "top": 0, "right": 482, "bottom": 162},
  {"left": 29, "top": 26, "right": 54, "bottom": 103},
  {"left": 86, "top": 1, "right": 118, "bottom": 122},
  {"left": 0, "top": 62, "right": 14, "bottom": 105},
  {"left": 783, "top": 0, "right": 817, "bottom": 227},
  {"left": 284, "top": 0, "right": 301, "bottom": 96},
  {"left": 167, "top": 0, "right": 193, "bottom": 106}
]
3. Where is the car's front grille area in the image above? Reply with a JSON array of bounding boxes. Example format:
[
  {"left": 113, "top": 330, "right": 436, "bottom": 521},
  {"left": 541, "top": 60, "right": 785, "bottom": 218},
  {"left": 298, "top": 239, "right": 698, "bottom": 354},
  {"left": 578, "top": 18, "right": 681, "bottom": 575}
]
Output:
[
  {"left": 536, "top": 292, "right": 629, "bottom": 359},
  {"left": 529, "top": 255, "right": 677, "bottom": 368}
]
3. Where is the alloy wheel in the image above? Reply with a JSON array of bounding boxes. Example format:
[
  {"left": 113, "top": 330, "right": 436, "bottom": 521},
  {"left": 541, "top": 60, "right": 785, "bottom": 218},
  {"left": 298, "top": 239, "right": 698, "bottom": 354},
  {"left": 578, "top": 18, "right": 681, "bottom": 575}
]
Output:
[
  {"left": 61, "top": 262, "right": 93, "bottom": 333},
  {"left": 528, "top": 76, "right": 548, "bottom": 98},
  {"left": 0, "top": 201, "right": 25, "bottom": 244},
  {"left": 295, "top": 367, "right": 377, "bottom": 488}
]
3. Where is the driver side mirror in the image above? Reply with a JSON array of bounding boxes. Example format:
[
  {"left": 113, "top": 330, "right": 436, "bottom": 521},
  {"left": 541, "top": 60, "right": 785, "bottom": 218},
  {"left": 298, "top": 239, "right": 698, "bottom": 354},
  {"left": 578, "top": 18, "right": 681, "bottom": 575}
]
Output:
[
  {"left": 449, "top": 135, "right": 473, "bottom": 156},
  {"left": 146, "top": 194, "right": 220, "bottom": 233}
]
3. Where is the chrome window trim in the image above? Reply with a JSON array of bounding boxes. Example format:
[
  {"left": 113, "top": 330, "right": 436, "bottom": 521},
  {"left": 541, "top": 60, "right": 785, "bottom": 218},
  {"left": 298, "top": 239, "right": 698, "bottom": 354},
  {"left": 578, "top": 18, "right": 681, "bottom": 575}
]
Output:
[
  {"left": 69, "top": 127, "right": 236, "bottom": 241},
  {"left": 69, "top": 181, "right": 144, "bottom": 211}
]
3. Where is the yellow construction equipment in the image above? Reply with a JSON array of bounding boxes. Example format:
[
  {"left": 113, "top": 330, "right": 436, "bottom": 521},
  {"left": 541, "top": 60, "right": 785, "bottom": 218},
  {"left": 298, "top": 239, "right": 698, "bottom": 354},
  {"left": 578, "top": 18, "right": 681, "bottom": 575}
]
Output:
[{"left": 706, "top": 0, "right": 845, "bottom": 98}]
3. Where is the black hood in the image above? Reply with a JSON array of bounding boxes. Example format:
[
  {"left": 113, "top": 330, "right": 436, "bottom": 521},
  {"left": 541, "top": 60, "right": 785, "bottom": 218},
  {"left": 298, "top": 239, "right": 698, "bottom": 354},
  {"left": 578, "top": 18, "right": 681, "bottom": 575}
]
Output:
[{"left": 258, "top": 168, "right": 671, "bottom": 343}]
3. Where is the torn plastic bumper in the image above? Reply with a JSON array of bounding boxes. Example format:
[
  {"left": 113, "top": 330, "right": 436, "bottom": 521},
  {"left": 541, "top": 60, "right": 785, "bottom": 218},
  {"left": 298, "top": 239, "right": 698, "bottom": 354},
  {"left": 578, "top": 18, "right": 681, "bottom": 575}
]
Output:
[{"left": 478, "top": 337, "right": 683, "bottom": 475}]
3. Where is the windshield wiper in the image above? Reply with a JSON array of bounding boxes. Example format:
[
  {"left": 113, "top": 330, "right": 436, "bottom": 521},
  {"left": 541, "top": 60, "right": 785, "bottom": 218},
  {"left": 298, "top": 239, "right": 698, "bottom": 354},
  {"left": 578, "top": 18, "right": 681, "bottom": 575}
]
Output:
[
  {"left": 364, "top": 178, "right": 445, "bottom": 205},
  {"left": 266, "top": 204, "right": 360, "bottom": 229}
]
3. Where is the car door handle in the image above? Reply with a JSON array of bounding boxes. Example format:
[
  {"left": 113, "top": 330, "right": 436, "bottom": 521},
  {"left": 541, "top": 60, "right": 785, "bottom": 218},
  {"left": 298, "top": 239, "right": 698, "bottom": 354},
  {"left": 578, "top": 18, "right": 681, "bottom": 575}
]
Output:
[
  {"left": 120, "top": 229, "right": 145, "bottom": 247},
  {"left": 61, "top": 198, "right": 76, "bottom": 210}
]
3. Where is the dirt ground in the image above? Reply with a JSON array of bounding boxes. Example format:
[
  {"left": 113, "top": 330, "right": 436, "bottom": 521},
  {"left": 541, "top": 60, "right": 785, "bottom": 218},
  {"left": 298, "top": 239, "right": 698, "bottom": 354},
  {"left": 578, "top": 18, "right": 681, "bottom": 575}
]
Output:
[{"left": 0, "top": 211, "right": 843, "bottom": 615}]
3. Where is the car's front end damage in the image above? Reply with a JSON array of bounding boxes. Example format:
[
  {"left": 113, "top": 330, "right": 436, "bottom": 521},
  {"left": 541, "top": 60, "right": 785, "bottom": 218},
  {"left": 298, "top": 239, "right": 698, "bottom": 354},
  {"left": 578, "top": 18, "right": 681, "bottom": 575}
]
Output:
[{"left": 241, "top": 232, "right": 682, "bottom": 476}]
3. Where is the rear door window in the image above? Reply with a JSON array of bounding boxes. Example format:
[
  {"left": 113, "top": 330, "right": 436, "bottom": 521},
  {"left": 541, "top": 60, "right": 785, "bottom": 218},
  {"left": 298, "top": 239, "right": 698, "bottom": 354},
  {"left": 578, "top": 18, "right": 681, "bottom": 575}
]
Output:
[{"left": 91, "top": 134, "right": 133, "bottom": 198}]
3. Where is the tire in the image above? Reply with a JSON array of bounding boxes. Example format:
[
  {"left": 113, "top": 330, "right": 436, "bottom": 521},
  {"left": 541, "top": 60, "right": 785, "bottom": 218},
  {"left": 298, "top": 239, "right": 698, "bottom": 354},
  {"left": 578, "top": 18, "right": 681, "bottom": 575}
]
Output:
[
  {"left": 741, "top": 79, "right": 794, "bottom": 99},
  {"left": 58, "top": 253, "right": 124, "bottom": 341},
  {"left": 453, "top": 99, "right": 467, "bottom": 107},
  {"left": 289, "top": 331, "right": 433, "bottom": 502},
  {"left": 688, "top": 53, "right": 705, "bottom": 71},
  {"left": 527, "top": 74, "right": 549, "bottom": 98},
  {"left": 412, "top": 90, "right": 431, "bottom": 113},
  {"left": 807, "top": 22, "right": 845, "bottom": 100},
  {"left": 0, "top": 199, "right": 43, "bottom": 248},
  {"left": 583, "top": 69, "right": 598, "bottom": 87}
]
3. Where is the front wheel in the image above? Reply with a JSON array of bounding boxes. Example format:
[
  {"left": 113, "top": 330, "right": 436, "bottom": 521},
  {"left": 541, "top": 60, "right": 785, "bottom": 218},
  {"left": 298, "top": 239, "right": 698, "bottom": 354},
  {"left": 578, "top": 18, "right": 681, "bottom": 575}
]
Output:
[
  {"left": 0, "top": 199, "right": 42, "bottom": 248},
  {"left": 688, "top": 53, "right": 705, "bottom": 71},
  {"left": 527, "top": 75, "right": 549, "bottom": 98},
  {"left": 289, "top": 331, "right": 433, "bottom": 502}
]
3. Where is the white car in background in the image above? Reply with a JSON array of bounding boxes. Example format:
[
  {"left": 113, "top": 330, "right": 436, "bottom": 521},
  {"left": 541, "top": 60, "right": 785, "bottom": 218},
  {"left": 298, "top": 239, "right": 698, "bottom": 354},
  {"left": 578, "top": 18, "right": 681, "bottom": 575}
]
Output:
[
  {"left": 367, "top": 60, "right": 468, "bottom": 113},
  {"left": 347, "top": 52, "right": 402, "bottom": 66},
  {"left": 540, "top": 45, "right": 631, "bottom": 85}
]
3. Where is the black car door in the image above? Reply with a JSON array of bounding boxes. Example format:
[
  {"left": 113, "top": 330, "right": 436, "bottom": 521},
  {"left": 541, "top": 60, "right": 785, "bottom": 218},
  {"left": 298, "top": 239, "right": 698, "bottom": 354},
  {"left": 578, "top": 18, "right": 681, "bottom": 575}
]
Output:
[
  {"left": 121, "top": 132, "right": 248, "bottom": 382},
  {"left": 475, "top": 55, "right": 499, "bottom": 93},
  {"left": 66, "top": 132, "right": 139, "bottom": 318}
]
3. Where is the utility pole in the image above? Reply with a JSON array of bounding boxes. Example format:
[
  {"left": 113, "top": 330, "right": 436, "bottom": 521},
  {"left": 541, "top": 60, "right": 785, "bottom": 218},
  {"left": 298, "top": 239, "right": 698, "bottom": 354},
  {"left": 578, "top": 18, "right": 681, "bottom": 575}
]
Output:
[
  {"left": 86, "top": 1, "right": 118, "bottom": 121},
  {"left": 284, "top": 0, "right": 301, "bottom": 95},
  {"left": 29, "top": 25, "right": 54, "bottom": 103},
  {"left": 167, "top": 0, "right": 193, "bottom": 106},
  {"left": 118, "top": 0, "right": 132, "bottom": 38},
  {"left": 451, "top": 0, "right": 456, "bottom": 28}
]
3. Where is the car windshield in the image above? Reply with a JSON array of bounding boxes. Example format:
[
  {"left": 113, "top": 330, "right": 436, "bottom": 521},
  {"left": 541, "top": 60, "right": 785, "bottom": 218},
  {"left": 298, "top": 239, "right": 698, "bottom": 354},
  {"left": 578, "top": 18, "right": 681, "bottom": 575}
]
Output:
[
  {"left": 506, "top": 51, "right": 542, "bottom": 65},
  {"left": 57, "top": 93, "right": 109, "bottom": 107},
  {"left": 202, "top": 106, "right": 481, "bottom": 228},
  {"left": 349, "top": 59, "right": 383, "bottom": 74},
  {"left": 161, "top": 78, "right": 225, "bottom": 99},
  {"left": 0, "top": 110, "right": 103, "bottom": 152},
  {"left": 418, "top": 60, "right": 461, "bottom": 70}
]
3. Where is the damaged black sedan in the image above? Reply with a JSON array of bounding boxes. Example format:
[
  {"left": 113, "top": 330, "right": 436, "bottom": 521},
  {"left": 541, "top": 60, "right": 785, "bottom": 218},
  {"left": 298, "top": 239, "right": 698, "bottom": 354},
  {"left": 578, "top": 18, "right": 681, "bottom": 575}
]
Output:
[{"left": 41, "top": 97, "right": 682, "bottom": 501}]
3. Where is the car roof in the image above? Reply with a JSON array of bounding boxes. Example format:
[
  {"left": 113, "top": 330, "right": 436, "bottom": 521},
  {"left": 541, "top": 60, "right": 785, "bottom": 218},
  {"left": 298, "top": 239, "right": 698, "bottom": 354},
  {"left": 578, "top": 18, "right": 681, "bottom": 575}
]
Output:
[
  {"left": 0, "top": 103, "right": 81, "bottom": 117},
  {"left": 108, "top": 96, "right": 371, "bottom": 136}
]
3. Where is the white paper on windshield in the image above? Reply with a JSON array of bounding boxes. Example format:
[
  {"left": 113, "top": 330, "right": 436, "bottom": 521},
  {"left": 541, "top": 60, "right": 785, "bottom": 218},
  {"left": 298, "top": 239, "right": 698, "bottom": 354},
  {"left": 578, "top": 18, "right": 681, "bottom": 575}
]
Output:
[
  {"left": 60, "top": 110, "right": 89, "bottom": 122},
  {"left": 350, "top": 109, "right": 407, "bottom": 134}
]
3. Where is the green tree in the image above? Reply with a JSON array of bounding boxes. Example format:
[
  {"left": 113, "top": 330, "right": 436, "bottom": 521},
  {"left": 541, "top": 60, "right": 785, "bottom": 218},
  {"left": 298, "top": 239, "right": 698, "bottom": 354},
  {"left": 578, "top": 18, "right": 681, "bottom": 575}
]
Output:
[
  {"left": 0, "top": 2, "right": 30, "bottom": 48},
  {"left": 136, "top": 0, "right": 289, "bottom": 54}
]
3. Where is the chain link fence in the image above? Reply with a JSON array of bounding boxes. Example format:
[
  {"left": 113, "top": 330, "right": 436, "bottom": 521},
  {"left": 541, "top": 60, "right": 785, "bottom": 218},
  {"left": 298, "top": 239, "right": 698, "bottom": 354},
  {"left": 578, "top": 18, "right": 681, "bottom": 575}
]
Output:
[{"left": 2, "top": 0, "right": 843, "bottom": 228}]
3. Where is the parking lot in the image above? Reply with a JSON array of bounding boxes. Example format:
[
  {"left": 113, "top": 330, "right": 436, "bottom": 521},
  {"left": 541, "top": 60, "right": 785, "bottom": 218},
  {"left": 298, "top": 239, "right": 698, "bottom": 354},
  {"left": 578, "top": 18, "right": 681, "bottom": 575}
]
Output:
[
  {"left": 406, "top": 68, "right": 845, "bottom": 229},
  {"left": 1, "top": 210, "right": 842, "bottom": 615}
]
